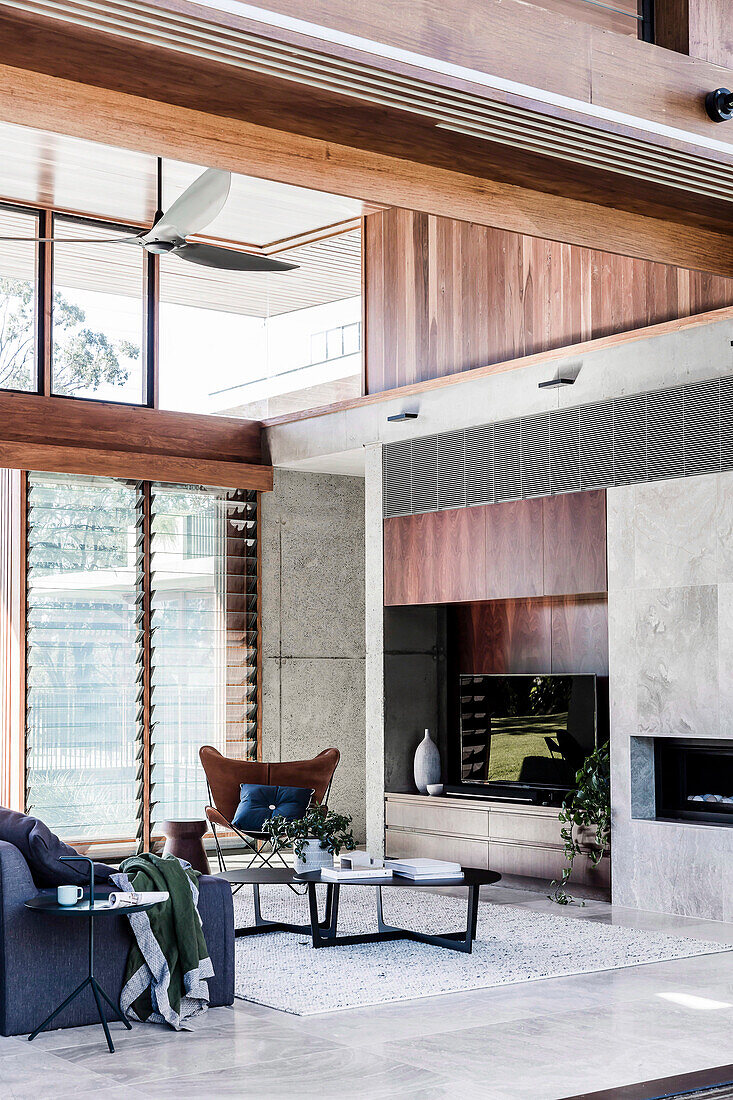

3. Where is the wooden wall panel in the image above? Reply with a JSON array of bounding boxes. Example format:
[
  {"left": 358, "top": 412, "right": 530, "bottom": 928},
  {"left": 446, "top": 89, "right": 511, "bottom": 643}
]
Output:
[
  {"left": 385, "top": 492, "right": 606, "bottom": 606},
  {"left": 431, "top": 508, "right": 487, "bottom": 603},
  {"left": 365, "top": 209, "right": 733, "bottom": 393},
  {"left": 543, "top": 490, "right": 607, "bottom": 596},
  {"left": 551, "top": 597, "right": 609, "bottom": 674},
  {"left": 452, "top": 596, "right": 609, "bottom": 677},
  {"left": 384, "top": 508, "right": 487, "bottom": 604},
  {"left": 453, "top": 599, "right": 553, "bottom": 674},
  {"left": 383, "top": 513, "right": 435, "bottom": 605},
  {"left": 655, "top": 0, "right": 733, "bottom": 68},
  {"left": 485, "top": 498, "right": 545, "bottom": 600}
]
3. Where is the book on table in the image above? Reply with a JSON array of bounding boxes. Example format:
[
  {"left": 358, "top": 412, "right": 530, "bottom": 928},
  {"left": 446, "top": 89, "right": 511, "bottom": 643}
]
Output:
[
  {"left": 385, "top": 858, "right": 464, "bottom": 882},
  {"left": 320, "top": 865, "right": 394, "bottom": 882}
]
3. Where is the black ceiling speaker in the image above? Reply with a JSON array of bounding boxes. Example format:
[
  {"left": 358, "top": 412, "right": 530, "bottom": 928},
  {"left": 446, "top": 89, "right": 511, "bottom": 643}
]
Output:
[{"left": 705, "top": 88, "right": 733, "bottom": 123}]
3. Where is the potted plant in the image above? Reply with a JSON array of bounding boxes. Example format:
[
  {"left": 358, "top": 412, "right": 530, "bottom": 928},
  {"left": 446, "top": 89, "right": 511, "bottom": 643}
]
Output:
[
  {"left": 262, "top": 804, "right": 356, "bottom": 873},
  {"left": 549, "top": 741, "right": 610, "bottom": 905}
]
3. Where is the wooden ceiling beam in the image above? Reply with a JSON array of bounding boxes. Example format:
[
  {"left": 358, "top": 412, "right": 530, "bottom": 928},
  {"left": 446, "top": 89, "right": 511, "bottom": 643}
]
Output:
[
  {"left": 1, "top": 62, "right": 733, "bottom": 277},
  {"left": 0, "top": 391, "right": 272, "bottom": 490}
]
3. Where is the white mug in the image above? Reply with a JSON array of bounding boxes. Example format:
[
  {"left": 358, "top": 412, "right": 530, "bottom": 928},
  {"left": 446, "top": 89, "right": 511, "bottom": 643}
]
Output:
[{"left": 57, "top": 885, "right": 84, "bottom": 907}]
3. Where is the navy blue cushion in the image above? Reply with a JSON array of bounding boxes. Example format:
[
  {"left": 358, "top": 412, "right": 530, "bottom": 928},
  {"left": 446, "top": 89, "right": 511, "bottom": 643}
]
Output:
[
  {"left": 0, "top": 807, "right": 116, "bottom": 888},
  {"left": 231, "top": 784, "right": 313, "bottom": 832}
]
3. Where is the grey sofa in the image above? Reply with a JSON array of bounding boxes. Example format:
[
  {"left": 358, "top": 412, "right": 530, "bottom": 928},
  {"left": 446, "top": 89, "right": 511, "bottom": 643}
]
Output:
[{"left": 0, "top": 839, "right": 235, "bottom": 1036}]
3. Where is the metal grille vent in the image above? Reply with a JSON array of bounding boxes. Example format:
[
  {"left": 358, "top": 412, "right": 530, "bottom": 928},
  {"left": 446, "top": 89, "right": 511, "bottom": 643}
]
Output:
[
  {"left": 465, "top": 425, "right": 494, "bottom": 507},
  {"left": 383, "top": 373, "right": 733, "bottom": 517},
  {"left": 410, "top": 436, "right": 438, "bottom": 514},
  {"left": 520, "top": 415, "right": 550, "bottom": 499},
  {"left": 382, "top": 439, "right": 412, "bottom": 518},
  {"left": 684, "top": 379, "right": 721, "bottom": 476},
  {"left": 438, "top": 430, "right": 466, "bottom": 510},
  {"left": 494, "top": 420, "right": 522, "bottom": 503}
]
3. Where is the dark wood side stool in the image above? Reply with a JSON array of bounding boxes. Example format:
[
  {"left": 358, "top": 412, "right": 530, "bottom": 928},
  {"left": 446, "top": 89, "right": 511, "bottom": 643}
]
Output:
[{"left": 161, "top": 819, "right": 211, "bottom": 875}]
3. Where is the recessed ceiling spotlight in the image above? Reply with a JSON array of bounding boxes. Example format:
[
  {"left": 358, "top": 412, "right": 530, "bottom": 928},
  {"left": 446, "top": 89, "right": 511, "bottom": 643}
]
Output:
[
  {"left": 538, "top": 377, "right": 575, "bottom": 390},
  {"left": 387, "top": 412, "right": 419, "bottom": 422},
  {"left": 705, "top": 88, "right": 733, "bottom": 122}
]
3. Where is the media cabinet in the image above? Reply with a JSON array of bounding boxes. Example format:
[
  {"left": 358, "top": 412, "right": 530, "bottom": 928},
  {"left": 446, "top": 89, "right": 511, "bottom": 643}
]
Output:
[{"left": 384, "top": 792, "right": 610, "bottom": 891}]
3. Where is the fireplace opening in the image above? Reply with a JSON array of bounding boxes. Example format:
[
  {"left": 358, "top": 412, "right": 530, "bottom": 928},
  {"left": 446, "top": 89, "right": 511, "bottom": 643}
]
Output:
[{"left": 655, "top": 739, "right": 733, "bottom": 826}]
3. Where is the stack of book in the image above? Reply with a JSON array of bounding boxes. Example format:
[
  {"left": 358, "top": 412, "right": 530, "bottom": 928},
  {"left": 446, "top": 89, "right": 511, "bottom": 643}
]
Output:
[
  {"left": 385, "top": 858, "right": 464, "bottom": 882},
  {"left": 320, "top": 864, "right": 393, "bottom": 882}
]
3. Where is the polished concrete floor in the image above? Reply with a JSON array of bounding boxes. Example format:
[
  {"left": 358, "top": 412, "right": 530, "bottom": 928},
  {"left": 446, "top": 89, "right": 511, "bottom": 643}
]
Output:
[{"left": 4, "top": 882, "right": 733, "bottom": 1100}]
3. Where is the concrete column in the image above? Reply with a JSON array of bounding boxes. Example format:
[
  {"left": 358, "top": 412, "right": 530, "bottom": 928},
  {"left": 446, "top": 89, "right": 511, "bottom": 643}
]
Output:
[{"left": 365, "top": 443, "right": 385, "bottom": 855}]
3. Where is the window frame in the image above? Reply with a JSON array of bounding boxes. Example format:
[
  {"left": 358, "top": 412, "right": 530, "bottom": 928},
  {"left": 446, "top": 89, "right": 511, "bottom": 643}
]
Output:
[
  {"left": 0, "top": 201, "right": 158, "bottom": 409},
  {"left": 0, "top": 200, "right": 44, "bottom": 397},
  {"left": 22, "top": 471, "right": 260, "bottom": 854},
  {"left": 49, "top": 211, "right": 157, "bottom": 409}
]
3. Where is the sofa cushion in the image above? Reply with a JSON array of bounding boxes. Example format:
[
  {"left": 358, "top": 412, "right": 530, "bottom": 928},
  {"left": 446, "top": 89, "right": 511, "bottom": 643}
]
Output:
[
  {"left": 0, "top": 807, "right": 115, "bottom": 887},
  {"left": 231, "top": 784, "right": 313, "bottom": 832}
]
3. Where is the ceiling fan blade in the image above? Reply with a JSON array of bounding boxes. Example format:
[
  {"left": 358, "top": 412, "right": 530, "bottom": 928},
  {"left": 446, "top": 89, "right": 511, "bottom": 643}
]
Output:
[
  {"left": 171, "top": 243, "right": 298, "bottom": 272},
  {"left": 148, "top": 168, "right": 231, "bottom": 242}
]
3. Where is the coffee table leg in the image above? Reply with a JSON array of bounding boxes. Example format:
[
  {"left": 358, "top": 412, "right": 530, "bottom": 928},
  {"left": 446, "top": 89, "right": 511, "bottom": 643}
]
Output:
[
  {"left": 308, "top": 883, "right": 340, "bottom": 947},
  {"left": 375, "top": 884, "right": 479, "bottom": 954}
]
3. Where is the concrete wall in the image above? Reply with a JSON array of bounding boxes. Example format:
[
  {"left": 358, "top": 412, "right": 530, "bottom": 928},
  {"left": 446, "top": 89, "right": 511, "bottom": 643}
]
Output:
[
  {"left": 261, "top": 468, "right": 367, "bottom": 843},
  {"left": 608, "top": 472, "right": 733, "bottom": 921}
]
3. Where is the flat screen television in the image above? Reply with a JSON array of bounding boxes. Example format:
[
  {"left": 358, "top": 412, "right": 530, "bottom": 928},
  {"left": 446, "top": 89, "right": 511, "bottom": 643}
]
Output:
[{"left": 448, "top": 673, "right": 604, "bottom": 804}]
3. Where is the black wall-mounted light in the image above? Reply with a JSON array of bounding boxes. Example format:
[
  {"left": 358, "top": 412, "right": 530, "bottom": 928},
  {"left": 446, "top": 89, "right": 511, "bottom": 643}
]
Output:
[
  {"left": 706, "top": 88, "right": 733, "bottom": 123},
  {"left": 538, "top": 377, "right": 575, "bottom": 390},
  {"left": 387, "top": 412, "right": 419, "bottom": 422}
]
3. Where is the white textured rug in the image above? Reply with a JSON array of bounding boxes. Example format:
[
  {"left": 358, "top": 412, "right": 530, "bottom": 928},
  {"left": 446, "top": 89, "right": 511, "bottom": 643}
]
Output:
[{"left": 232, "top": 886, "right": 732, "bottom": 1015}]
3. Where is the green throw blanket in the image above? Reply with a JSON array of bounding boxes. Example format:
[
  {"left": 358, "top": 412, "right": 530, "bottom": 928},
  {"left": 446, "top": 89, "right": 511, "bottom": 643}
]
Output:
[{"left": 111, "top": 853, "right": 214, "bottom": 1030}]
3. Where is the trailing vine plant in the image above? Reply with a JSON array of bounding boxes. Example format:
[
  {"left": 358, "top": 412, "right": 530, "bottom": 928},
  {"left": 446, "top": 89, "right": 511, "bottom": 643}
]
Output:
[{"left": 549, "top": 741, "right": 610, "bottom": 905}]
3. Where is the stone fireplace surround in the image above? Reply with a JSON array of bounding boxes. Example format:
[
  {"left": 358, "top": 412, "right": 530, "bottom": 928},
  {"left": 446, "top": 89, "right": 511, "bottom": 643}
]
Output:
[{"left": 608, "top": 472, "right": 733, "bottom": 922}]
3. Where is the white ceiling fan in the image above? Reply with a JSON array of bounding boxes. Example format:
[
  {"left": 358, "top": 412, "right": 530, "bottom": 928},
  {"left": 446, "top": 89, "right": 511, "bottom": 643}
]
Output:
[{"left": 0, "top": 160, "right": 299, "bottom": 273}]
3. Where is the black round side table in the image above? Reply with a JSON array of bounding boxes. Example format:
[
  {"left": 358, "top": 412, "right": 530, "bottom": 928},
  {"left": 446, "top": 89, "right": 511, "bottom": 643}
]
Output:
[{"left": 25, "top": 856, "right": 165, "bottom": 1053}]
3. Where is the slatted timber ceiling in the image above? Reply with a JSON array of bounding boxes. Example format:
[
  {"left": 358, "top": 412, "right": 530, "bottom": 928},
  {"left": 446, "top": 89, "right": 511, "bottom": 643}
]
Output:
[
  {"left": 5, "top": 0, "right": 723, "bottom": 205},
  {"left": 159, "top": 228, "right": 361, "bottom": 318},
  {"left": 383, "top": 374, "right": 732, "bottom": 517}
]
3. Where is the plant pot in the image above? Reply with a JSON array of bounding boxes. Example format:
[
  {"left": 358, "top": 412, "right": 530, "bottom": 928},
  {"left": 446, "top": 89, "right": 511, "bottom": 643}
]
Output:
[{"left": 294, "top": 838, "right": 334, "bottom": 874}]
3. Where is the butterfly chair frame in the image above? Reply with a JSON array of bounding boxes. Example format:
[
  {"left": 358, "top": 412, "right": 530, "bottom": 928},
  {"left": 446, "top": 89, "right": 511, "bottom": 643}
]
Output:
[{"left": 199, "top": 746, "right": 340, "bottom": 893}]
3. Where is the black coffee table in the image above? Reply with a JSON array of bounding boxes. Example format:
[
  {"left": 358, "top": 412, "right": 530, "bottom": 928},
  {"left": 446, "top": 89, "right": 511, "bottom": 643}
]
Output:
[{"left": 219, "top": 866, "right": 500, "bottom": 954}]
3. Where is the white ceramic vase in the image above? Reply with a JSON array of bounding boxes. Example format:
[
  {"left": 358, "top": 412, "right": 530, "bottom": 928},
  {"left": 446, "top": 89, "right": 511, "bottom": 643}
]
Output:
[
  {"left": 294, "top": 838, "right": 334, "bottom": 874},
  {"left": 414, "top": 729, "right": 441, "bottom": 794}
]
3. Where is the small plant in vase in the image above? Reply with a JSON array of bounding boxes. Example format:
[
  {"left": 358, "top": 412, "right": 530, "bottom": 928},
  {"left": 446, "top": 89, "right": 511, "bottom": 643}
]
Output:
[
  {"left": 549, "top": 741, "right": 610, "bottom": 906},
  {"left": 263, "top": 804, "right": 356, "bottom": 873}
]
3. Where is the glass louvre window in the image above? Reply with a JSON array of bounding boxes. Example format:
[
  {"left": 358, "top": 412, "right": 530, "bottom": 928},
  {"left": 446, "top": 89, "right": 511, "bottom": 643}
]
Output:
[
  {"left": 25, "top": 474, "right": 139, "bottom": 842},
  {"left": 0, "top": 205, "right": 38, "bottom": 392},
  {"left": 24, "top": 474, "right": 259, "bottom": 848},
  {"left": 51, "top": 216, "right": 145, "bottom": 403},
  {"left": 150, "top": 485, "right": 258, "bottom": 833}
]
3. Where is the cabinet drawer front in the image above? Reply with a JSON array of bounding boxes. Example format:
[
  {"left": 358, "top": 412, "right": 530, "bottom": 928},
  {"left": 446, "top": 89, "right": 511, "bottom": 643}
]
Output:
[
  {"left": 385, "top": 827, "right": 489, "bottom": 868},
  {"left": 386, "top": 800, "right": 489, "bottom": 837},
  {"left": 488, "top": 840, "right": 564, "bottom": 879},
  {"left": 490, "top": 811, "right": 562, "bottom": 845}
]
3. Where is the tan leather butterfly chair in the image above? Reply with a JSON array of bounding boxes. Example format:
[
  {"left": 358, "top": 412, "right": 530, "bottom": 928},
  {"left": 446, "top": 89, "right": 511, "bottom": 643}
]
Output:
[{"left": 199, "top": 746, "right": 340, "bottom": 873}]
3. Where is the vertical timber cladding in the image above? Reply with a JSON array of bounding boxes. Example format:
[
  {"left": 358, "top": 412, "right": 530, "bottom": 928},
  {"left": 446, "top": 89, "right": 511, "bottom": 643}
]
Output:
[{"left": 364, "top": 210, "right": 733, "bottom": 394}]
